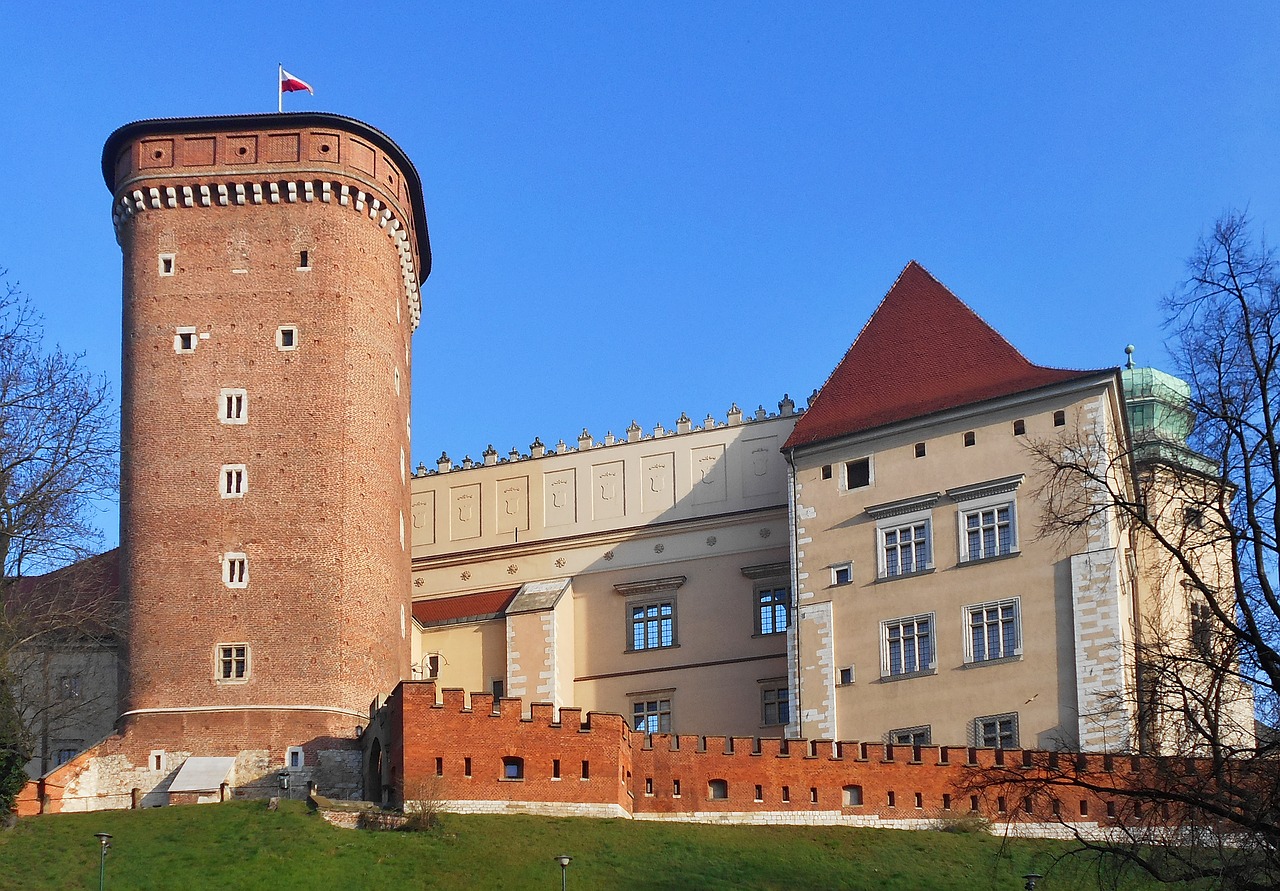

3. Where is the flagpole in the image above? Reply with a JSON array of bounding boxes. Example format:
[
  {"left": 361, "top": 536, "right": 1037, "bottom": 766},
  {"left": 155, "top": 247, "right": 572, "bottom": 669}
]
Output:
[{"left": 278, "top": 63, "right": 283, "bottom": 113}]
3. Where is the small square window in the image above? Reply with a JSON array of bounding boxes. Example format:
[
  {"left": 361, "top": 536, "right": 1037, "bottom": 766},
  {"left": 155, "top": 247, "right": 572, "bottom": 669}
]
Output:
[
  {"left": 55, "top": 746, "right": 81, "bottom": 766},
  {"left": 914, "top": 442, "right": 926, "bottom": 458},
  {"left": 216, "top": 643, "right": 249, "bottom": 681},
  {"left": 219, "top": 388, "right": 248, "bottom": 424},
  {"left": 963, "top": 431, "right": 976, "bottom": 447},
  {"left": 1053, "top": 410, "right": 1066, "bottom": 427},
  {"left": 831, "top": 563, "right": 852, "bottom": 586},
  {"left": 174, "top": 327, "right": 197, "bottom": 353},
  {"left": 845, "top": 458, "right": 871, "bottom": 490},
  {"left": 159, "top": 252, "right": 176, "bottom": 276},
  {"left": 632, "top": 697, "right": 672, "bottom": 734},
  {"left": 821, "top": 464, "right": 832, "bottom": 480},
  {"left": 974, "top": 712, "right": 1019, "bottom": 748},
  {"left": 838, "top": 666, "right": 854, "bottom": 686},
  {"left": 220, "top": 464, "right": 246, "bottom": 499},
  {"left": 287, "top": 746, "right": 304, "bottom": 769},
  {"left": 1013, "top": 419, "right": 1026, "bottom": 436},
  {"left": 223, "top": 552, "right": 248, "bottom": 588},
  {"left": 502, "top": 756, "right": 524, "bottom": 780},
  {"left": 276, "top": 326, "right": 298, "bottom": 351}
]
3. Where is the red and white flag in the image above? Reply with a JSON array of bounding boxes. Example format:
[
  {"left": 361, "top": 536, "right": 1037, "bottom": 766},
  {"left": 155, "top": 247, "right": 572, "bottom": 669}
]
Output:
[{"left": 280, "top": 68, "right": 314, "bottom": 94}]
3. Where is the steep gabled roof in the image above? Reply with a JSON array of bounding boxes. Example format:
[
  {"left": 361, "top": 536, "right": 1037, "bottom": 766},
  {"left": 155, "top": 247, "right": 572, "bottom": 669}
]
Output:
[{"left": 784, "top": 262, "right": 1106, "bottom": 450}]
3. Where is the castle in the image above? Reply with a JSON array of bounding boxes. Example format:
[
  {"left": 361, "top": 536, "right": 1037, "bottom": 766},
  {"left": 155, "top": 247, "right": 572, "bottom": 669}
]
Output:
[{"left": 15, "top": 112, "right": 1253, "bottom": 823}]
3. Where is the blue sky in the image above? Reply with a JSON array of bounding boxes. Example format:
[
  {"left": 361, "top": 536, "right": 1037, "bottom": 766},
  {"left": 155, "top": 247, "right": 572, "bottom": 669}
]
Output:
[{"left": 2, "top": 4, "right": 1277, "bottom": 550}]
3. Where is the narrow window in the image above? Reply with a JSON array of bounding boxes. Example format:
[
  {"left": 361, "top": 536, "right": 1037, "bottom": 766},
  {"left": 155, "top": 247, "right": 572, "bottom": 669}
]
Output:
[
  {"left": 1080, "top": 800, "right": 1089, "bottom": 816},
  {"left": 673, "top": 779, "right": 681, "bottom": 797},
  {"left": 845, "top": 458, "right": 871, "bottom": 489},
  {"left": 276, "top": 326, "right": 298, "bottom": 351},
  {"left": 708, "top": 779, "right": 728, "bottom": 800},
  {"left": 502, "top": 757, "right": 524, "bottom": 780},
  {"left": 645, "top": 777, "right": 653, "bottom": 795},
  {"left": 810, "top": 787, "right": 818, "bottom": 803},
  {"left": 963, "top": 431, "right": 976, "bottom": 447},
  {"left": 223, "top": 553, "right": 248, "bottom": 588},
  {"left": 942, "top": 793, "right": 952, "bottom": 811},
  {"left": 298, "top": 250, "right": 310, "bottom": 269},
  {"left": 221, "top": 464, "right": 246, "bottom": 499},
  {"left": 970, "top": 795, "right": 979, "bottom": 811},
  {"left": 754, "top": 785, "right": 763, "bottom": 802},
  {"left": 287, "top": 746, "right": 304, "bottom": 769},
  {"left": 914, "top": 442, "right": 926, "bottom": 458},
  {"left": 219, "top": 388, "right": 248, "bottom": 424},
  {"left": 552, "top": 759, "right": 560, "bottom": 779},
  {"left": 998, "top": 796, "right": 1007, "bottom": 813},
  {"left": 915, "top": 792, "right": 923, "bottom": 809},
  {"left": 159, "top": 253, "right": 176, "bottom": 276},
  {"left": 887, "top": 791, "right": 896, "bottom": 807},
  {"left": 435, "top": 757, "right": 443, "bottom": 777},
  {"left": 821, "top": 464, "right": 832, "bottom": 480},
  {"left": 174, "top": 327, "right": 197, "bottom": 353},
  {"left": 1053, "top": 410, "right": 1066, "bottom": 427},
  {"left": 1106, "top": 801, "right": 1116, "bottom": 818},
  {"left": 152, "top": 750, "right": 166, "bottom": 772},
  {"left": 581, "top": 760, "right": 590, "bottom": 779},
  {"left": 491, "top": 678, "right": 505, "bottom": 699},
  {"left": 1013, "top": 419, "right": 1026, "bottom": 436},
  {"left": 781, "top": 786, "right": 790, "bottom": 802},
  {"left": 464, "top": 757, "right": 472, "bottom": 777}
]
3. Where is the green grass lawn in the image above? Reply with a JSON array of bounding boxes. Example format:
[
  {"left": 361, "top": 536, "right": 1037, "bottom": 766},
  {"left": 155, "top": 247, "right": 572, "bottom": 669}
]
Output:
[{"left": 0, "top": 802, "right": 1200, "bottom": 890}]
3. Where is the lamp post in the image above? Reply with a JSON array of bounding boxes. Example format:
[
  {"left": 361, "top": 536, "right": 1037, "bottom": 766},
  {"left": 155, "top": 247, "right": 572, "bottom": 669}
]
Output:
[
  {"left": 554, "top": 854, "right": 572, "bottom": 890},
  {"left": 1023, "top": 874, "right": 1043, "bottom": 891},
  {"left": 94, "top": 833, "right": 112, "bottom": 891}
]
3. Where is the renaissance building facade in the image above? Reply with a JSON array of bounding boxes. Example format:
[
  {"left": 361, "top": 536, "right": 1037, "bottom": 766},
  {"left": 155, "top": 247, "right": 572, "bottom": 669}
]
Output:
[{"left": 16, "top": 112, "right": 1249, "bottom": 814}]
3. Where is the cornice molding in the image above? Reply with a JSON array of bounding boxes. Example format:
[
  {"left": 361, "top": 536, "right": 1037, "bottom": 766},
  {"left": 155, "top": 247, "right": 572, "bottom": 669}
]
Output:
[
  {"left": 613, "top": 576, "right": 687, "bottom": 598},
  {"left": 946, "top": 473, "right": 1025, "bottom": 503},
  {"left": 865, "top": 492, "right": 943, "bottom": 520}
]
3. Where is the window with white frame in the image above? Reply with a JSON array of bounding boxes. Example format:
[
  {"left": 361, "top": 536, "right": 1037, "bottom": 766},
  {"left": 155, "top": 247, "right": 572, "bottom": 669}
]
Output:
[
  {"left": 831, "top": 562, "right": 853, "bottom": 586},
  {"left": 276, "top": 326, "right": 298, "bottom": 351},
  {"left": 286, "top": 746, "right": 304, "bottom": 769},
  {"left": 974, "top": 712, "right": 1018, "bottom": 748},
  {"left": 221, "top": 464, "right": 246, "bottom": 498},
  {"left": 948, "top": 475, "right": 1024, "bottom": 563},
  {"left": 174, "top": 326, "right": 197, "bottom": 353},
  {"left": 223, "top": 552, "right": 248, "bottom": 588},
  {"left": 632, "top": 696, "right": 672, "bottom": 733},
  {"left": 882, "top": 614, "right": 935, "bottom": 677},
  {"left": 219, "top": 388, "right": 248, "bottom": 424},
  {"left": 216, "top": 644, "right": 249, "bottom": 681},
  {"left": 844, "top": 457, "right": 871, "bottom": 490},
  {"left": 630, "top": 601, "right": 675, "bottom": 651},
  {"left": 756, "top": 586, "right": 789, "bottom": 635},
  {"left": 965, "top": 599, "right": 1021, "bottom": 662},
  {"left": 881, "top": 520, "right": 931, "bottom": 577},
  {"left": 888, "top": 725, "right": 931, "bottom": 746},
  {"left": 158, "top": 252, "right": 176, "bottom": 276},
  {"left": 760, "top": 683, "right": 790, "bottom": 726}
]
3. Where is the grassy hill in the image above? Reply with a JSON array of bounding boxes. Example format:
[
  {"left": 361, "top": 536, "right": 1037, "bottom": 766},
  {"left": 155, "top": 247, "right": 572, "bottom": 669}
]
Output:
[{"left": 0, "top": 802, "right": 1200, "bottom": 890}]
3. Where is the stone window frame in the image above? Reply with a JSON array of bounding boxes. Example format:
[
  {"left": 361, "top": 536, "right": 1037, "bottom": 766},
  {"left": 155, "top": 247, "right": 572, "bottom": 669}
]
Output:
[
  {"left": 881, "top": 612, "right": 936, "bottom": 679},
  {"left": 887, "top": 724, "right": 931, "bottom": 746},
  {"left": 948, "top": 475, "right": 1025, "bottom": 564},
  {"left": 867, "top": 493, "right": 941, "bottom": 580},
  {"left": 830, "top": 561, "right": 853, "bottom": 586},
  {"left": 286, "top": 746, "right": 305, "bottom": 770},
  {"left": 219, "top": 388, "right": 248, "bottom": 425},
  {"left": 964, "top": 597, "right": 1022, "bottom": 663},
  {"left": 223, "top": 552, "right": 248, "bottom": 588},
  {"left": 276, "top": 325, "right": 299, "bottom": 351},
  {"left": 630, "top": 690, "right": 673, "bottom": 734},
  {"left": 842, "top": 456, "right": 872, "bottom": 492},
  {"left": 173, "top": 326, "right": 197, "bottom": 353},
  {"left": 215, "top": 643, "right": 250, "bottom": 683},
  {"left": 615, "top": 576, "right": 685, "bottom": 653},
  {"left": 158, "top": 252, "right": 176, "bottom": 276},
  {"left": 220, "top": 464, "right": 246, "bottom": 499},
  {"left": 974, "top": 711, "right": 1019, "bottom": 748}
]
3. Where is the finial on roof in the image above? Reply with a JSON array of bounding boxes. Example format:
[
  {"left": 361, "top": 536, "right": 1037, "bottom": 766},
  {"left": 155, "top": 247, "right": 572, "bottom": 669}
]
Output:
[{"left": 1124, "top": 344, "right": 1135, "bottom": 369}]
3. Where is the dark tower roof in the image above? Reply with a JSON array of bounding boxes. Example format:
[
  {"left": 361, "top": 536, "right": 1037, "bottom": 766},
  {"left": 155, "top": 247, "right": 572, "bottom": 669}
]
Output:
[
  {"left": 784, "top": 261, "right": 1107, "bottom": 450},
  {"left": 101, "top": 112, "right": 431, "bottom": 279}
]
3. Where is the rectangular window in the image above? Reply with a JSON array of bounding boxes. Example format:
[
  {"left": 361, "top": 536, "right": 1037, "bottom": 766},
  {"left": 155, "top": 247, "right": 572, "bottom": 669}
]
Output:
[
  {"left": 287, "top": 746, "right": 304, "bottom": 769},
  {"left": 1053, "top": 410, "right": 1065, "bottom": 427},
  {"left": 962, "top": 505, "right": 1015, "bottom": 560},
  {"left": 883, "top": 614, "right": 934, "bottom": 677},
  {"left": 831, "top": 563, "right": 852, "bottom": 586},
  {"left": 838, "top": 666, "right": 854, "bottom": 686},
  {"left": 298, "top": 250, "right": 310, "bottom": 269},
  {"left": 966, "top": 599, "right": 1020, "bottom": 662},
  {"left": 881, "top": 520, "right": 931, "bottom": 577},
  {"left": 219, "top": 388, "right": 248, "bottom": 424},
  {"left": 889, "top": 725, "right": 931, "bottom": 746},
  {"left": 845, "top": 458, "right": 871, "bottom": 490},
  {"left": 821, "top": 464, "right": 832, "bottom": 480},
  {"left": 276, "top": 326, "right": 298, "bottom": 351},
  {"left": 1013, "top": 419, "right": 1026, "bottom": 436},
  {"left": 963, "top": 431, "right": 976, "bottom": 447},
  {"left": 55, "top": 746, "right": 80, "bottom": 766},
  {"left": 761, "top": 685, "right": 790, "bottom": 726},
  {"left": 630, "top": 601, "right": 675, "bottom": 650},
  {"left": 491, "top": 678, "right": 505, "bottom": 698},
  {"left": 221, "top": 464, "right": 246, "bottom": 498},
  {"left": 632, "top": 698, "right": 672, "bottom": 733},
  {"left": 975, "top": 712, "right": 1018, "bottom": 748},
  {"left": 174, "top": 326, "right": 197, "bottom": 353},
  {"left": 158, "top": 252, "right": 176, "bottom": 276},
  {"left": 914, "top": 442, "right": 926, "bottom": 458},
  {"left": 223, "top": 552, "right": 248, "bottom": 588},
  {"left": 1190, "top": 595, "right": 1214, "bottom": 656},
  {"left": 756, "top": 587, "right": 789, "bottom": 635},
  {"left": 217, "top": 644, "right": 249, "bottom": 681}
]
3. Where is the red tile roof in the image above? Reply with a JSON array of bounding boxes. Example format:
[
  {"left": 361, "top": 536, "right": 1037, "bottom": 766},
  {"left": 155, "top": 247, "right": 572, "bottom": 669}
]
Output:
[
  {"left": 4, "top": 549, "right": 122, "bottom": 639},
  {"left": 784, "top": 262, "right": 1107, "bottom": 450},
  {"left": 412, "top": 588, "right": 519, "bottom": 627}
]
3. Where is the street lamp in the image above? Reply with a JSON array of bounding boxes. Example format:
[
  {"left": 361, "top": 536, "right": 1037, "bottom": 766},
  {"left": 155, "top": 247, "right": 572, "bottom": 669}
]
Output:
[
  {"left": 94, "top": 833, "right": 112, "bottom": 891},
  {"left": 1023, "top": 874, "right": 1043, "bottom": 891},
  {"left": 554, "top": 854, "right": 572, "bottom": 890}
]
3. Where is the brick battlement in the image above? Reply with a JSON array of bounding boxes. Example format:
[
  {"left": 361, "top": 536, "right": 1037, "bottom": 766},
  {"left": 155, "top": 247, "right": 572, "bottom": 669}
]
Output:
[{"left": 380, "top": 682, "right": 1172, "bottom": 832}]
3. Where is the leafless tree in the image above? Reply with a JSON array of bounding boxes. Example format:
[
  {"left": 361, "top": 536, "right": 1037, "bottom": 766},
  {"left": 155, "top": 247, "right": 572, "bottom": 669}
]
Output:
[
  {"left": 971, "top": 213, "right": 1280, "bottom": 890},
  {"left": 0, "top": 270, "right": 118, "bottom": 811}
]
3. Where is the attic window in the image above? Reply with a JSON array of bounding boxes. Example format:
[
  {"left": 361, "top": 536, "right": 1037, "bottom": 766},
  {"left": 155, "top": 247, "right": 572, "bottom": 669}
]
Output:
[
  {"left": 821, "top": 465, "right": 832, "bottom": 480},
  {"left": 1013, "top": 419, "right": 1026, "bottom": 436},
  {"left": 963, "top": 432, "right": 976, "bottom": 447},
  {"left": 914, "top": 443, "right": 926, "bottom": 458},
  {"left": 845, "top": 458, "right": 870, "bottom": 490},
  {"left": 1053, "top": 410, "right": 1066, "bottom": 427}
]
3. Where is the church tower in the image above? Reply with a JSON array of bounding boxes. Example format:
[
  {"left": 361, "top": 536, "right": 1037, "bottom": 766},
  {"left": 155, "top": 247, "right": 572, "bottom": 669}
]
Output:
[{"left": 102, "top": 113, "right": 429, "bottom": 796}]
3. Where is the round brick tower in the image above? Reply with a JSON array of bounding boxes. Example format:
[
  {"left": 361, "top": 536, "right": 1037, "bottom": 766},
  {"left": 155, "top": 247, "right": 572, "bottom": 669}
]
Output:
[{"left": 103, "top": 113, "right": 428, "bottom": 793}]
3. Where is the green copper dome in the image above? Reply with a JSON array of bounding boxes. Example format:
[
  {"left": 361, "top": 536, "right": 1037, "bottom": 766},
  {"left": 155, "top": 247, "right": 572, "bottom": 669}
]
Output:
[{"left": 1120, "top": 346, "right": 1216, "bottom": 474}]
